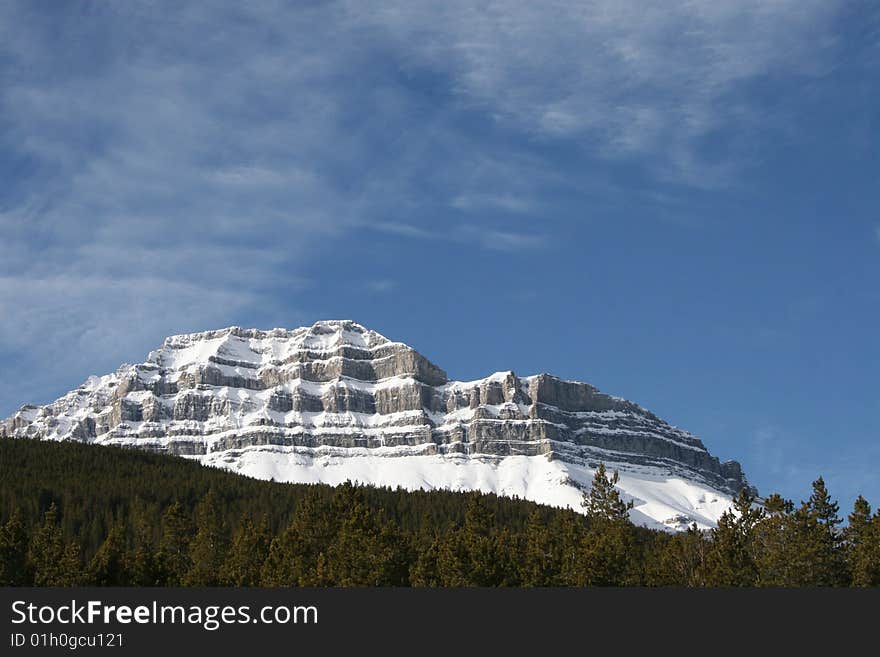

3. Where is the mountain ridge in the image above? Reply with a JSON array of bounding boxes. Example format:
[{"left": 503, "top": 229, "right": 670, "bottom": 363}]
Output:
[{"left": 2, "top": 319, "right": 751, "bottom": 531}]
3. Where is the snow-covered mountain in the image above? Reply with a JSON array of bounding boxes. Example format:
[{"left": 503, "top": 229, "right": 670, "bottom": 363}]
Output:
[{"left": 2, "top": 320, "right": 751, "bottom": 531}]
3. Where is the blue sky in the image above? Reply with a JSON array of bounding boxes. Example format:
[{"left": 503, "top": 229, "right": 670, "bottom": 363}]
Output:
[{"left": 1, "top": 1, "right": 878, "bottom": 511}]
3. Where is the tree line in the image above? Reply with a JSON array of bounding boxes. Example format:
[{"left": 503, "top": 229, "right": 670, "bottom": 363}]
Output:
[{"left": 0, "top": 438, "right": 877, "bottom": 586}]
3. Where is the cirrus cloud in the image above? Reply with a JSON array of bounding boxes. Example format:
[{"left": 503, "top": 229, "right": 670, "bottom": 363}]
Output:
[{"left": 0, "top": 1, "right": 847, "bottom": 414}]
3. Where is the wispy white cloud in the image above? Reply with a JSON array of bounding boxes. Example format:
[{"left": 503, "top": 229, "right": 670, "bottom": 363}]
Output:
[
  {"left": 353, "top": 0, "right": 842, "bottom": 186},
  {"left": 457, "top": 225, "right": 547, "bottom": 252},
  {"left": 0, "top": 1, "right": 847, "bottom": 414},
  {"left": 370, "top": 222, "right": 438, "bottom": 241},
  {"left": 370, "top": 221, "right": 545, "bottom": 252},
  {"left": 0, "top": 273, "right": 271, "bottom": 412}
]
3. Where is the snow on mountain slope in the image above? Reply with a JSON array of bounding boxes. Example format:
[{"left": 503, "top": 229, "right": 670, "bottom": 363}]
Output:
[
  {"left": 198, "top": 446, "right": 733, "bottom": 531},
  {"left": 2, "top": 320, "right": 751, "bottom": 531}
]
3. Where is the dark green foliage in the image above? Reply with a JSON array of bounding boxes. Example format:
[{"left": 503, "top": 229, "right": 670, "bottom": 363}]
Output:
[
  {"left": 783, "top": 478, "right": 846, "bottom": 586},
  {"left": 647, "top": 524, "right": 708, "bottom": 587},
  {"left": 0, "top": 510, "right": 29, "bottom": 585},
  {"left": 219, "top": 515, "right": 271, "bottom": 586},
  {"left": 27, "top": 504, "right": 85, "bottom": 586},
  {"left": 157, "top": 502, "right": 192, "bottom": 586},
  {"left": 259, "top": 486, "right": 341, "bottom": 586},
  {"left": 577, "top": 465, "right": 638, "bottom": 586},
  {"left": 184, "top": 490, "right": 227, "bottom": 586},
  {"left": 0, "top": 439, "right": 877, "bottom": 587},
  {"left": 582, "top": 463, "right": 634, "bottom": 524},
  {"left": 410, "top": 495, "right": 523, "bottom": 586},
  {"left": 845, "top": 497, "right": 880, "bottom": 587},
  {"left": 519, "top": 510, "right": 560, "bottom": 586},
  {"left": 704, "top": 488, "right": 763, "bottom": 586},
  {"left": 322, "top": 501, "right": 408, "bottom": 586},
  {"left": 575, "top": 522, "right": 635, "bottom": 586},
  {"left": 808, "top": 477, "right": 841, "bottom": 528},
  {"left": 128, "top": 509, "right": 161, "bottom": 586},
  {"left": 88, "top": 523, "right": 128, "bottom": 586},
  {"left": 751, "top": 479, "right": 848, "bottom": 587},
  {"left": 754, "top": 494, "right": 798, "bottom": 586}
]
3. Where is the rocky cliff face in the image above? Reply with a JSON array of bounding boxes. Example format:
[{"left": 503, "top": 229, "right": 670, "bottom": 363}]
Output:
[{"left": 1, "top": 320, "right": 751, "bottom": 529}]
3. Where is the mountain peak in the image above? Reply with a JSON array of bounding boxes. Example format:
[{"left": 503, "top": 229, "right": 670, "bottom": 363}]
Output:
[
  {"left": 2, "top": 321, "right": 750, "bottom": 531},
  {"left": 145, "top": 320, "right": 441, "bottom": 378},
  {"left": 158, "top": 319, "right": 389, "bottom": 350}
]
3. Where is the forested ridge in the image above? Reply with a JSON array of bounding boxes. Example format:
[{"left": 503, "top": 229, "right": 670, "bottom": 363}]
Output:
[{"left": 0, "top": 438, "right": 877, "bottom": 586}]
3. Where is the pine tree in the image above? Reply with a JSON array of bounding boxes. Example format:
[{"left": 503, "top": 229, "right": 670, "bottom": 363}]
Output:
[
  {"left": 795, "top": 477, "right": 845, "bottom": 586},
  {"left": 184, "top": 489, "right": 228, "bottom": 586},
  {"left": 704, "top": 489, "right": 762, "bottom": 586},
  {"left": 844, "top": 496, "right": 880, "bottom": 587},
  {"left": 323, "top": 502, "right": 409, "bottom": 586},
  {"left": 460, "top": 496, "right": 504, "bottom": 586},
  {"left": 520, "top": 510, "right": 558, "bottom": 586},
  {"left": 56, "top": 542, "right": 86, "bottom": 586},
  {"left": 433, "top": 529, "right": 471, "bottom": 587},
  {"left": 651, "top": 524, "right": 708, "bottom": 587},
  {"left": 409, "top": 540, "right": 440, "bottom": 586},
  {"left": 260, "top": 488, "right": 338, "bottom": 586},
  {"left": 260, "top": 532, "right": 298, "bottom": 587},
  {"left": 577, "top": 519, "right": 635, "bottom": 586},
  {"left": 27, "top": 504, "right": 85, "bottom": 586},
  {"left": 808, "top": 477, "right": 841, "bottom": 528},
  {"left": 554, "top": 513, "right": 588, "bottom": 586},
  {"left": 573, "top": 464, "right": 637, "bottom": 586},
  {"left": 128, "top": 513, "right": 160, "bottom": 586},
  {"left": 582, "top": 463, "right": 633, "bottom": 524},
  {"left": 157, "top": 502, "right": 192, "bottom": 586},
  {"left": 88, "top": 524, "right": 128, "bottom": 586},
  {"left": 220, "top": 516, "right": 272, "bottom": 586},
  {"left": 847, "top": 496, "right": 872, "bottom": 541},
  {"left": 28, "top": 504, "right": 66, "bottom": 586},
  {"left": 763, "top": 493, "right": 794, "bottom": 515},
  {"left": 491, "top": 528, "right": 523, "bottom": 586},
  {"left": 408, "top": 516, "right": 442, "bottom": 586},
  {"left": 754, "top": 493, "right": 796, "bottom": 586},
  {"left": 0, "top": 510, "right": 29, "bottom": 585}
]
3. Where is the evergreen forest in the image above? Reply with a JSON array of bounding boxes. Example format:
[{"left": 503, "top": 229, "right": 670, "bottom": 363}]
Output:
[{"left": 1, "top": 438, "right": 877, "bottom": 587}]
